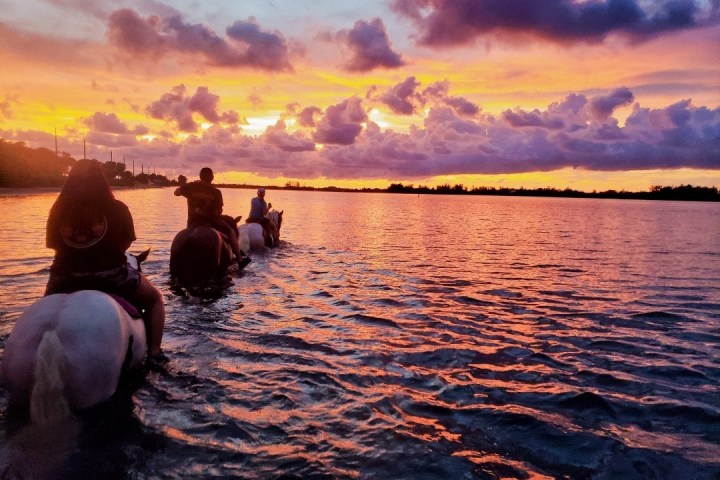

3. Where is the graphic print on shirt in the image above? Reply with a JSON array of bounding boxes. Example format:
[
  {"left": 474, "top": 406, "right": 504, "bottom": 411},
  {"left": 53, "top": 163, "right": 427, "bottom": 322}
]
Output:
[
  {"left": 60, "top": 214, "right": 108, "bottom": 248},
  {"left": 190, "top": 189, "right": 218, "bottom": 217}
]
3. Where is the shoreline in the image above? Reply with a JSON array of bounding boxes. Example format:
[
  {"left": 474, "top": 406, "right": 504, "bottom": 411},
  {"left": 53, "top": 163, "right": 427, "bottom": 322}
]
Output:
[{"left": 0, "top": 185, "right": 166, "bottom": 196}]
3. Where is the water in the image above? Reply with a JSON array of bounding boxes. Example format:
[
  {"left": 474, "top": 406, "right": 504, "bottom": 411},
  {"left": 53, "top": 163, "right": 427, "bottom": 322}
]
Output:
[{"left": 0, "top": 188, "right": 718, "bottom": 479}]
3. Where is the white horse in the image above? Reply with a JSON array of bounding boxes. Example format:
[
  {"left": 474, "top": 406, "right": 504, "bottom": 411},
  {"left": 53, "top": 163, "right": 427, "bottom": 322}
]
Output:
[
  {"left": 0, "top": 252, "right": 149, "bottom": 425},
  {"left": 238, "top": 209, "right": 284, "bottom": 253}
]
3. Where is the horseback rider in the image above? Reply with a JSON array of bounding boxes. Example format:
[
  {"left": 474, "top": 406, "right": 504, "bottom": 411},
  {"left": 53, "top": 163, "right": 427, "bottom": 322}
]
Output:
[
  {"left": 174, "top": 167, "right": 251, "bottom": 270},
  {"left": 45, "top": 159, "right": 166, "bottom": 360},
  {"left": 246, "top": 187, "right": 279, "bottom": 245}
]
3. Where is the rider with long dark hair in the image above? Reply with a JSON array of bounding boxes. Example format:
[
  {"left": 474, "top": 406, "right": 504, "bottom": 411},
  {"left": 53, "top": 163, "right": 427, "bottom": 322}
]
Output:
[{"left": 45, "top": 159, "right": 165, "bottom": 359}]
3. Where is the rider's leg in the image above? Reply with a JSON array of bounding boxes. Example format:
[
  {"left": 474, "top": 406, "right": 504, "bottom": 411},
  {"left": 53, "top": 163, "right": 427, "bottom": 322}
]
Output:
[
  {"left": 129, "top": 275, "right": 165, "bottom": 356},
  {"left": 261, "top": 218, "right": 278, "bottom": 246},
  {"left": 229, "top": 228, "right": 251, "bottom": 269},
  {"left": 215, "top": 217, "right": 250, "bottom": 268}
]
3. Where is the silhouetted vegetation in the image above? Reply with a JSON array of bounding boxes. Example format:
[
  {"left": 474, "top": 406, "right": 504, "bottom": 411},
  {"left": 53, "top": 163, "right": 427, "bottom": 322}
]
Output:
[
  {"left": 387, "top": 182, "right": 720, "bottom": 201},
  {"left": 0, "top": 140, "right": 171, "bottom": 188},
  {"left": 0, "top": 140, "right": 74, "bottom": 187}
]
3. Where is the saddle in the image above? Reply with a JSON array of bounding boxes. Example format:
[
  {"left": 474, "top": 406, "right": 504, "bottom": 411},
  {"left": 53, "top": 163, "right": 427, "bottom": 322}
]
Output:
[{"left": 109, "top": 294, "right": 142, "bottom": 318}]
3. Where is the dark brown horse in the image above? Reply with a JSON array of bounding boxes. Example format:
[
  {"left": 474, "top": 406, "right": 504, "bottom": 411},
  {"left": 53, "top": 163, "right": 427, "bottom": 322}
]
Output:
[{"left": 169, "top": 216, "right": 241, "bottom": 292}]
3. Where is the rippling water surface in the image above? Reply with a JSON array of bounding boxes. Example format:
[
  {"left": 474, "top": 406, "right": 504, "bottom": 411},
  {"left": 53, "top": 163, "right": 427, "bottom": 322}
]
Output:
[{"left": 1, "top": 188, "right": 719, "bottom": 479}]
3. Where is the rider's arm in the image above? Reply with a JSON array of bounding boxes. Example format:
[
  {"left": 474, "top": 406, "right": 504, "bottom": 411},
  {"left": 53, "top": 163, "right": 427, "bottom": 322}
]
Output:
[
  {"left": 46, "top": 207, "right": 60, "bottom": 249},
  {"left": 117, "top": 202, "right": 137, "bottom": 252}
]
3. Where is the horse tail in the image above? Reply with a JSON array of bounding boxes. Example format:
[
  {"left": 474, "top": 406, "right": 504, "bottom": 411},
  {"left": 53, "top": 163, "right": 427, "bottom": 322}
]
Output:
[{"left": 30, "top": 331, "right": 71, "bottom": 425}]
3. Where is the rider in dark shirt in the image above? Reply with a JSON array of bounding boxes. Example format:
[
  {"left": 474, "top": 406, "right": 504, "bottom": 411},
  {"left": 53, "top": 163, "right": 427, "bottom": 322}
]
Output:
[
  {"left": 45, "top": 159, "right": 166, "bottom": 359},
  {"left": 175, "top": 168, "right": 250, "bottom": 270}
]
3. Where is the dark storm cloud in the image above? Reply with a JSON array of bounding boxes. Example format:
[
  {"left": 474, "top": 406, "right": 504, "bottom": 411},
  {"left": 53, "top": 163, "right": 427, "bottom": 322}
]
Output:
[
  {"left": 107, "top": 9, "right": 292, "bottom": 71},
  {"left": 312, "top": 97, "right": 368, "bottom": 145},
  {"left": 146, "top": 85, "right": 240, "bottom": 132},
  {"left": 337, "top": 18, "right": 405, "bottom": 71},
  {"left": 391, "top": 0, "right": 718, "bottom": 46}
]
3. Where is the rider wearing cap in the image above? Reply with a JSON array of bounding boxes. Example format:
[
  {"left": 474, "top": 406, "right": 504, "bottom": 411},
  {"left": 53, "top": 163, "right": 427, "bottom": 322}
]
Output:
[{"left": 247, "top": 187, "right": 279, "bottom": 243}]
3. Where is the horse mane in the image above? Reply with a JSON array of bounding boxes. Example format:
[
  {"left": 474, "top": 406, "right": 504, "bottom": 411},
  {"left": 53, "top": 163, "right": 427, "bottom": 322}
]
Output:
[{"left": 267, "top": 209, "right": 283, "bottom": 232}]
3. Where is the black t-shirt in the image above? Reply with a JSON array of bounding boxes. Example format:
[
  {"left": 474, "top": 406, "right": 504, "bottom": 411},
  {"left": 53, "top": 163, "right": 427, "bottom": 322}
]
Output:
[
  {"left": 47, "top": 199, "right": 136, "bottom": 274},
  {"left": 176, "top": 181, "right": 224, "bottom": 226}
]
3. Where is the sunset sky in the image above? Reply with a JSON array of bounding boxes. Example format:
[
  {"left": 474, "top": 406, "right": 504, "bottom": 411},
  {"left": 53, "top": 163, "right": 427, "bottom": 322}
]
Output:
[{"left": 1, "top": 0, "right": 719, "bottom": 191}]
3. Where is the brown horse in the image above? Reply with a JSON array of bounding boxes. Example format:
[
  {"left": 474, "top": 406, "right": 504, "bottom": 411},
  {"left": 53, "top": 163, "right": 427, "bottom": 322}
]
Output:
[{"left": 169, "top": 216, "right": 242, "bottom": 292}]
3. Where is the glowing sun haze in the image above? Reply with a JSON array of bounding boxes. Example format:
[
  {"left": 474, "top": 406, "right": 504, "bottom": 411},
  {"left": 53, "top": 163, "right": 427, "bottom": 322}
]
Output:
[{"left": 1, "top": 0, "right": 719, "bottom": 191}]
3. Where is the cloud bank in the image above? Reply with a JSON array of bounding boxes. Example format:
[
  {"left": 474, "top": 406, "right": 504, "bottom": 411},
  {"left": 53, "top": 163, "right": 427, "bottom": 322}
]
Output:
[
  {"left": 391, "top": 0, "right": 720, "bottom": 46},
  {"left": 6, "top": 80, "right": 713, "bottom": 182}
]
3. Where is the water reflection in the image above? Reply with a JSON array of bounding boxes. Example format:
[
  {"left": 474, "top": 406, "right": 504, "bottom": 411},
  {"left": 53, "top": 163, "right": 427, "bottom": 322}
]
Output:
[{"left": 0, "top": 188, "right": 719, "bottom": 478}]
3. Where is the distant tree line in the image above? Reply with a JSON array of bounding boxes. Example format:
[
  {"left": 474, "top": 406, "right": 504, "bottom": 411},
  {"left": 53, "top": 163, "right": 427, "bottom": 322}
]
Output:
[
  {"left": 0, "top": 140, "right": 171, "bottom": 187},
  {"left": 387, "top": 183, "right": 720, "bottom": 202}
]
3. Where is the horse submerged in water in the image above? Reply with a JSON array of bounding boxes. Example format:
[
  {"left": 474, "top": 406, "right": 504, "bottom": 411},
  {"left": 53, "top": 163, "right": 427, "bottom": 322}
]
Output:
[
  {"left": 169, "top": 215, "right": 243, "bottom": 292},
  {"left": 238, "top": 209, "right": 284, "bottom": 252},
  {"left": 0, "top": 250, "right": 150, "bottom": 424}
]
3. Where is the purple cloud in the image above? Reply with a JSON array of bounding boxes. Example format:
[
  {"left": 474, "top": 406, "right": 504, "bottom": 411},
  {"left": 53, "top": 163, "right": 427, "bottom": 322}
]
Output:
[
  {"left": 84, "top": 112, "right": 148, "bottom": 135},
  {"left": 264, "top": 121, "right": 316, "bottom": 152},
  {"left": 108, "top": 9, "right": 292, "bottom": 71},
  {"left": 297, "top": 106, "right": 322, "bottom": 127},
  {"left": 146, "top": 85, "right": 239, "bottom": 132},
  {"left": 445, "top": 96, "right": 480, "bottom": 116},
  {"left": 590, "top": 87, "right": 635, "bottom": 120},
  {"left": 312, "top": 97, "right": 368, "bottom": 145},
  {"left": 502, "top": 109, "right": 564, "bottom": 129},
  {"left": 107, "top": 9, "right": 165, "bottom": 57},
  {"left": 379, "top": 76, "right": 421, "bottom": 114},
  {"left": 391, "top": 0, "right": 717, "bottom": 47},
  {"left": 371, "top": 78, "right": 479, "bottom": 117},
  {"left": 338, "top": 18, "right": 405, "bottom": 72}
]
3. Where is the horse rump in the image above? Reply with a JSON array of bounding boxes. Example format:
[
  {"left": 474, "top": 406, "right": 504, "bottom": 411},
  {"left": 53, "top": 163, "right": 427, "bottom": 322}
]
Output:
[{"left": 170, "top": 226, "right": 233, "bottom": 288}]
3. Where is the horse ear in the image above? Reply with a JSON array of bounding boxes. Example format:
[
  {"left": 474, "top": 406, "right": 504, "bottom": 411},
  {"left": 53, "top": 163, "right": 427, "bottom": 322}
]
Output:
[
  {"left": 136, "top": 248, "right": 150, "bottom": 264},
  {"left": 279, "top": 210, "right": 284, "bottom": 215},
  {"left": 234, "top": 216, "right": 242, "bottom": 225}
]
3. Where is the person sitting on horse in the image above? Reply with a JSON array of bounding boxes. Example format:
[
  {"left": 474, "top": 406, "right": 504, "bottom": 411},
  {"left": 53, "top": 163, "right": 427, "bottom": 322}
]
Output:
[
  {"left": 174, "top": 167, "right": 251, "bottom": 270},
  {"left": 247, "top": 187, "right": 279, "bottom": 243},
  {"left": 45, "top": 159, "right": 166, "bottom": 360}
]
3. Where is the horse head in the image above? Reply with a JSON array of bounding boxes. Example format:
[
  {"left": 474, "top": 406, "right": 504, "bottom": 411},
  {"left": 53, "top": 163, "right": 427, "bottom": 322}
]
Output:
[
  {"left": 126, "top": 248, "right": 150, "bottom": 272},
  {"left": 269, "top": 210, "right": 283, "bottom": 235}
]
